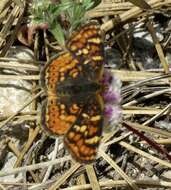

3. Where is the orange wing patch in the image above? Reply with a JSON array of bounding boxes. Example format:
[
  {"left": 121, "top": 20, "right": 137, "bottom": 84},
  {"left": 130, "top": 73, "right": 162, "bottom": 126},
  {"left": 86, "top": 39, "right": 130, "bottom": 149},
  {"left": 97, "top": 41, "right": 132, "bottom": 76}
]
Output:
[
  {"left": 41, "top": 52, "right": 80, "bottom": 94},
  {"left": 41, "top": 101, "right": 67, "bottom": 135}
]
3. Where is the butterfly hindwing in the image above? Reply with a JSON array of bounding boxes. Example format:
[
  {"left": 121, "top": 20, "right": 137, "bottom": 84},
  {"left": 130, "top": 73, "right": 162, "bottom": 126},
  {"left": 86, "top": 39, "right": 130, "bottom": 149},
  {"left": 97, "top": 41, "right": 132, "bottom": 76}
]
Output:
[{"left": 64, "top": 95, "right": 103, "bottom": 163}]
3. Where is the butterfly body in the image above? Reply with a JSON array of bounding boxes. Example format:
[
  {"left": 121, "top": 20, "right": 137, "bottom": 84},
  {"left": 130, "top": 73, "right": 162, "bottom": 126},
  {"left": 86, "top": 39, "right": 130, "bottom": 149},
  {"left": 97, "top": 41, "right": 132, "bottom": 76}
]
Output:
[
  {"left": 57, "top": 80, "right": 101, "bottom": 96},
  {"left": 41, "top": 22, "right": 105, "bottom": 163}
]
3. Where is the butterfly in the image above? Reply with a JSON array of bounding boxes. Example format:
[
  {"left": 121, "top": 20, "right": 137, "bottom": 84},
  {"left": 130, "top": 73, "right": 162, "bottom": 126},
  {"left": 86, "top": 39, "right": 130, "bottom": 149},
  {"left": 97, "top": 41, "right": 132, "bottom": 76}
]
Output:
[{"left": 40, "top": 22, "right": 105, "bottom": 163}]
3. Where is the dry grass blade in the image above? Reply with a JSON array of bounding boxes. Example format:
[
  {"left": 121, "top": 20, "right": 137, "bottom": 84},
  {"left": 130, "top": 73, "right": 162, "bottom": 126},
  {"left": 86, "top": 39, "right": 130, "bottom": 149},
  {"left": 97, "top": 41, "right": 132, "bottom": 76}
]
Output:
[
  {"left": 123, "top": 88, "right": 171, "bottom": 107},
  {"left": 102, "top": 129, "right": 119, "bottom": 143},
  {"left": 8, "top": 141, "right": 40, "bottom": 183},
  {"left": 128, "top": 0, "right": 151, "bottom": 9},
  {"left": 0, "top": 179, "right": 171, "bottom": 189},
  {"left": 0, "top": 0, "right": 9, "bottom": 12},
  {"left": 12, "top": 0, "right": 24, "bottom": 8},
  {"left": 141, "top": 138, "right": 171, "bottom": 145},
  {"left": 143, "top": 103, "right": 171, "bottom": 125},
  {"left": 123, "top": 107, "right": 171, "bottom": 115},
  {"left": 119, "top": 141, "right": 171, "bottom": 168},
  {"left": 60, "top": 179, "right": 171, "bottom": 190},
  {"left": 0, "top": 115, "right": 38, "bottom": 126},
  {"left": 0, "top": 75, "right": 39, "bottom": 80},
  {"left": 123, "top": 121, "right": 171, "bottom": 161},
  {"left": 0, "top": 61, "right": 39, "bottom": 71},
  {"left": 85, "top": 164, "right": 100, "bottom": 190},
  {"left": 122, "top": 73, "right": 171, "bottom": 93},
  {"left": 147, "top": 22, "right": 169, "bottom": 73},
  {"left": 99, "top": 149, "right": 139, "bottom": 190},
  {"left": 112, "top": 70, "right": 167, "bottom": 82},
  {"left": 0, "top": 156, "right": 71, "bottom": 177},
  {"left": 48, "top": 162, "right": 81, "bottom": 190},
  {"left": 101, "top": 0, "right": 171, "bottom": 32},
  {"left": 0, "top": 183, "right": 6, "bottom": 190},
  {"left": 125, "top": 121, "right": 171, "bottom": 138},
  {"left": 104, "top": 132, "right": 132, "bottom": 147},
  {"left": 42, "top": 139, "right": 59, "bottom": 182},
  {"left": 14, "top": 127, "right": 40, "bottom": 167},
  {"left": 0, "top": 2, "right": 25, "bottom": 56},
  {"left": 0, "top": 5, "right": 20, "bottom": 47}
]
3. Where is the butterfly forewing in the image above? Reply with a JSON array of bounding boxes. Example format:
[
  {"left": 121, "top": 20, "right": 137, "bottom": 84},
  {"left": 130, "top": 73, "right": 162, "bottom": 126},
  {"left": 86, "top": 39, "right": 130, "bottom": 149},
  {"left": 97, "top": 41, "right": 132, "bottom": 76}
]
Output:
[
  {"left": 67, "top": 22, "right": 104, "bottom": 81},
  {"left": 41, "top": 52, "right": 85, "bottom": 135}
]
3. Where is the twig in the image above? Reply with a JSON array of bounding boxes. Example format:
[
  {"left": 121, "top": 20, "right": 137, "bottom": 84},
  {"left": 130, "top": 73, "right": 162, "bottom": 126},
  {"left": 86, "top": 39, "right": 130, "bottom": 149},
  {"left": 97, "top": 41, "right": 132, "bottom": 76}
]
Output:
[{"left": 123, "top": 121, "right": 171, "bottom": 161}]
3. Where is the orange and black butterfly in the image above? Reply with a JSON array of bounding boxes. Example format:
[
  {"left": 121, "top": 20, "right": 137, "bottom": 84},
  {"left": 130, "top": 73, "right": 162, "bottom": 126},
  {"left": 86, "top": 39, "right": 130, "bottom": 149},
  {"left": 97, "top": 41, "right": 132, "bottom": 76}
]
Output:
[{"left": 40, "top": 22, "right": 104, "bottom": 163}]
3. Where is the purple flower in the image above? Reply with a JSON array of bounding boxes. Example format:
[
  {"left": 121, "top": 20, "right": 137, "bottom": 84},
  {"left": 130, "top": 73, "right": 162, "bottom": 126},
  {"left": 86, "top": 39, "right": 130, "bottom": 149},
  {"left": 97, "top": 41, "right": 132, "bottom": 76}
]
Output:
[
  {"left": 103, "top": 87, "right": 120, "bottom": 103},
  {"left": 101, "top": 70, "right": 113, "bottom": 84},
  {"left": 102, "top": 70, "right": 121, "bottom": 103},
  {"left": 104, "top": 104, "right": 122, "bottom": 132},
  {"left": 101, "top": 70, "right": 122, "bottom": 130},
  {"left": 104, "top": 104, "right": 122, "bottom": 124}
]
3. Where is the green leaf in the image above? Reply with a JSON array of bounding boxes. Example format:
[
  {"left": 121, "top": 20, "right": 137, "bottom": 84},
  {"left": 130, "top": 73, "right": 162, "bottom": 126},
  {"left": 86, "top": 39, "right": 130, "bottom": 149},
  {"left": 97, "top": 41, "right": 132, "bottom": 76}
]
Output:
[
  {"left": 64, "top": 0, "right": 95, "bottom": 31},
  {"left": 48, "top": 2, "right": 72, "bottom": 16},
  {"left": 30, "top": 0, "right": 98, "bottom": 47},
  {"left": 50, "top": 22, "right": 65, "bottom": 47}
]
